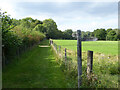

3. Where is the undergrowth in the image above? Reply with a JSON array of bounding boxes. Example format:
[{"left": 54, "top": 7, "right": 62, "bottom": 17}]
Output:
[{"left": 51, "top": 43, "right": 118, "bottom": 88}]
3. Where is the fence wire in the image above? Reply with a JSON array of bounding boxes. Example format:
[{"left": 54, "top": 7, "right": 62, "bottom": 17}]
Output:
[{"left": 50, "top": 39, "right": 118, "bottom": 88}]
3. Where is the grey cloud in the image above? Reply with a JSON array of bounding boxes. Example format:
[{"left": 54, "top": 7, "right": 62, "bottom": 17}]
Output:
[{"left": 15, "top": 2, "right": 117, "bottom": 18}]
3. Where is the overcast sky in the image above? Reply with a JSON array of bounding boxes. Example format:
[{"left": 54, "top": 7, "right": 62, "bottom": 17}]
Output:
[{"left": 0, "top": 0, "right": 119, "bottom": 31}]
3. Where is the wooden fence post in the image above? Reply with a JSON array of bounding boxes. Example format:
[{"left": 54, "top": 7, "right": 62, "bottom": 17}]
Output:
[
  {"left": 59, "top": 46, "right": 61, "bottom": 53},
  {"left": 65, "top": 48, "right": 67, "bottom": 66},
  {"left": 87, "top": 50, "right": 93, "bottom": 80},
  {"left": 77, "top": 30, "right": 82, "bottom": 88},
  {"left": 52, "top": 40, "right": 53, "bottom": 44},
  {"left": 50, "top": 39, "right": 51, "bottom": 45}
]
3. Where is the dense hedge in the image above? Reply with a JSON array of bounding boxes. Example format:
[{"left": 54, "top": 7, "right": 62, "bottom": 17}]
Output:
[
  {"left": 1, "top": 10, "right": 46, "bottom": 66},
  {"left": 3, "top": 26, "right": 45, "bottom": 65}
]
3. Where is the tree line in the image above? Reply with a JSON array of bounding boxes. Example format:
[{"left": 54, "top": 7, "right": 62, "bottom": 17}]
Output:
[
  {"left": 13, "top": 16, "right": 119, "bottom": 41},
  {"left": 1, "top": 9, "right": 119, "bottom": 65},
  {"left": 73, "top": 28, "right": 120, "bottom": 41},
  {"left": 2, "top": 11, "right": 119, "bottom": 42},
  {"left": 1, "top": 10, "right": 46, "bottom": 65}
]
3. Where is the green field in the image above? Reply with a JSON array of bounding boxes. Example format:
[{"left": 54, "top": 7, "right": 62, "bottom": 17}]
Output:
[
  {"left": 52, "top": 40, "right": 118, "bottom": 88},
  {"left": 3, "top": 40, "right": 119, "bottom": 88},
  {"left": 53, "top": 40, "right": 118, "bottom": 55}
]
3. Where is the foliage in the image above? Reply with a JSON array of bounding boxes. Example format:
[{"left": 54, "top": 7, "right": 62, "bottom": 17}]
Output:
[
  {"left": 20, "top": 17, "right": 42, "bottom": 29},
  {"left": 81, "top": 31, "right": 93, "bottom": 40},
  {"left": 106, "top": 30, "right": 118, "bottom": 41},
  {"left": 53, "top": 40, "right": 118, "bottom": 88},
  {"left": 62, "top": 29, "right": 74, "bottom": 39},
  {"left": 56, "top": 30, "right": 63, "bottom": 39},
  {"left": 1, "top": 10, "right": 21, "bottom": 49},
  {"left": 43, "top": 19, "right": 58, "bottom": 39},
  {"left": 1, "top": 9, "right": 119, "bottom": 41},
  {"left": 11, "top": 19, "right": 21, "bottom": 26},
  {"left": 1, "top": 10, "right": 46, "bottom": 65},
  {"left": 12, "top": 26, "right": 45, "bottom": 44},
  {"left": 93, "top": 28, "right": 106, "bottom": 40},
  {"left": 106, "top": 28, "right": 112, "bottom": 34},
  {"left": 33, "top": 24, "right": 46, "bottom": 33}
]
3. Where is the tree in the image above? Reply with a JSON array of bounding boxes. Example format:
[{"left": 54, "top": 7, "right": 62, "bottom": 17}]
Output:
[
  {"left": 20, "top": 17, "right": 42, "bottom": 29},
  {"left": 1, "top": 9, "right": 22, "bottom": 51},
  {"left": 90, "top": 32, "right": 94, "bottom": 37},
  {"left": 11, "top": 19, "right": 21, "bottom": 26},
  {"left": 33, "top": 24, "right": 46, "bottom": 33},
  {"left": 93, "top": 28, "right": 106, "bottom": 40},
  {"left": 56, "top": 30, "right": 63, "bottom": 39},
  {"left": 31, "top": 19, "right": 43, "bottom": 29},
  {"left": 43, "top": 19, "right": 58, "bottom": 39},
  {"left": 86, "top": 31, "right": 90, "bottom": 37},
  {"left": 81, "top": 31, "right": 87, "bottom": 40},
  {"left": 81, "top": 31, "right": 94, "bottom": 40},
  {"left": 106, "top": 30, "right": 118, "bottom": 41},
  {"left": 106, "top": 28, "right": 112, "bottom": 34},
  {"left": 63, "top": 29, "right": 73, "bottom": 39},
  {"left": 20, "top": 17, "right": 32, "bottom": 29}
]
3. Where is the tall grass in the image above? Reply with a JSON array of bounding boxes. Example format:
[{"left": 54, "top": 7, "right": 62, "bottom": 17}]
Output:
[{"left": 52, "top": 40, "right": 118, "bottom": 88}]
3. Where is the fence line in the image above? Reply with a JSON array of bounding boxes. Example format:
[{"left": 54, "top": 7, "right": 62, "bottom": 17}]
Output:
[
  {"left": 50, "top": 38, "right": 94, "bottom": 88},
  {"left": 50, "top": 39, "right": 78, "bottom": 73}
]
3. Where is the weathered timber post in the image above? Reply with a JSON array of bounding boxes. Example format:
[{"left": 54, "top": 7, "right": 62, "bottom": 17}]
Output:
[
  {"left": 52, "top": 40, "right": 53, "bottom": 44},
  {"left": 87, "top": 50, "right": 93, "bottom": 80},
  {"left": 50, "top": 39, "right": 52, "bottom": 45},
  {"left": 59, "top": 46, "right": 61, "bottom": 53},
  {"left": 77, "top": 30, "right": 82, "bottom": 88},
  {"left": 65, "top": 48, "right": 67, "bottom": 66},
  {"left": 51, "top": 40, "right": 53, "bottom": 45}
]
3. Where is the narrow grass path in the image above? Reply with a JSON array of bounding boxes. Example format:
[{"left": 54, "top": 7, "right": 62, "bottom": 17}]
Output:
[{"left": 3, "top": 40, "right": 68, "bottom": 88}]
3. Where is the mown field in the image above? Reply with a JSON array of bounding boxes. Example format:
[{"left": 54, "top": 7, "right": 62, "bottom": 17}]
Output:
[
  {"left": 52, "top": 40, "right": 119, "bottom": 88},
  {"left": 53, "top": 40, "right": 118, "bottom": 55}
]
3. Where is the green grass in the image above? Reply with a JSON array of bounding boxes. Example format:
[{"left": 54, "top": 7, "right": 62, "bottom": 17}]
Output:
[
  {"left": 52, "top": 39, "right": 118, "bottom": 88},
  {"left": 3, "top": 40, "right": 68, "bottom": 88},
  {"left": 53, "top": 40, "right": 118, "bottom": 55},
  {"left": 3, "top": 40, "right": 118, "bottom": 88}
]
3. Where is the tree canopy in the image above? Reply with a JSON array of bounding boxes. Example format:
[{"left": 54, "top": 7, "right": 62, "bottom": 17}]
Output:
[{"left": 93, "top": 28, "right": 106, "bottom": 40}]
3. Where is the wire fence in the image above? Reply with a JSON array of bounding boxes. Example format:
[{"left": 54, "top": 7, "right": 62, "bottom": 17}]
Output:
[
  {"left": 50, "top": 39, "right": 119, "bottom": 88},
  {"left": 50, "top": 39, "right": 78, "bottom": 79}
]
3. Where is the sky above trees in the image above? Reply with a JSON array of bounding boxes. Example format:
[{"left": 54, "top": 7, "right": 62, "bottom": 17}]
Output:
[{"left": 0, "top": 0, "right": 118, "bottom": 31}]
